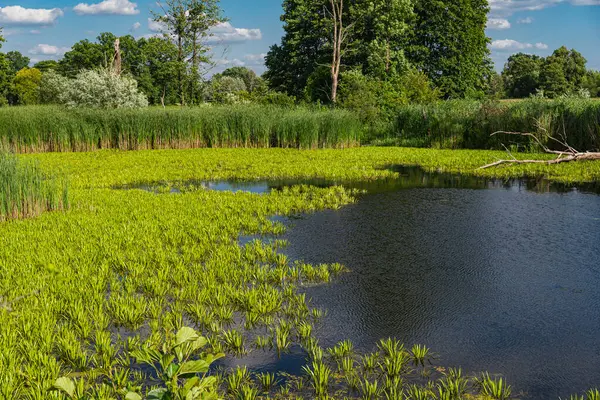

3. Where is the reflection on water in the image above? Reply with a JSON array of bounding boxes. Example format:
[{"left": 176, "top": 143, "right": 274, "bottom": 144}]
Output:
[
  {"left": 116, "top": 167, "right": 600, "bottom": 398},
  {"left": 279, "top": 171, "right": 600, "bottom": 399}
]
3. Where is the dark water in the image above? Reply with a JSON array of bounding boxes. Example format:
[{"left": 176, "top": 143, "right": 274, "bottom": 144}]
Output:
[{"left": 274, "top": 169, "right": 600, "bottom": 399}]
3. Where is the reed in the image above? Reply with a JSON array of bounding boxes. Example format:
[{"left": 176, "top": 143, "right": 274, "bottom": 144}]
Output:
[
  {"left": 0, "top": 105, "right": 362, "bottom": 152},
  {"left": 390, "top": 98, "right": 600, "bottom": 151},
  {"left": 0, "top": 151, "right": 68, "bottom": 220}
]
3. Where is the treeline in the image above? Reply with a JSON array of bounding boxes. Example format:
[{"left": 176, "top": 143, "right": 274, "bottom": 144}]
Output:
[{"left": 501, "top": 49, "right": 600, "bottom": 99}]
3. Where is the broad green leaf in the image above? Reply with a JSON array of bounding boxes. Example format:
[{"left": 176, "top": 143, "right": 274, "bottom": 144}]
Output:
[
  {"left": 179, "top": 360, "right": 210, "bottom": 376},
  {"left": 52, "top": 377, "right": 75, "bottom": 397},
  {"left": 165, "top": 362, "right": 180, "bottom": 379},
  {"left": 148, "top": 388, "right": 170, "bottom": 400},
  {"left": 125, "top": 392, "right": 143, "bottom": 400},
  {"left": 175, "top": 326, "right": 198, "bottom": 347}
]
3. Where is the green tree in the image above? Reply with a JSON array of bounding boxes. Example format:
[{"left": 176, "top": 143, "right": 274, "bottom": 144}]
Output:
[
  {"left": 6, "top": 51, "right": 30, "bottom": 74},
  {"left": 349, "top": 0, "right": 413, "bottom": 79},
  {"left": 0, "top": 29, "right": 11, "bottom": 105},
  {"left": 539, "top": 58, "right": 569, "bottom": 98},
  {"left": 33, "top": 60, "right": 59, "bottom": 73},
  {"left": 218, "top": 66, "right": 265, "bottom": 93},
  {"left": 582, "top": 70, "right": 600, "bottom": 98},
  {"left": 137, "top": 37, "right": 181, "bottom": 106},
  {"left": 152, "top": 0, "right": 225, "bottom": 105},
  {"left": 58, "top": 39, "right": 105, "bottom": 77},
  {"left": 501, "top": 53, "right": 543, "bottom": 98},
  {"left": 407, "top": 0, "right": 491, "bottom": 98},
  {"left": 264, "top": 0, "right": 329, "bottom": 98},
  {"left": 12, "top": 67, "right": 42, "bottom": 105}
]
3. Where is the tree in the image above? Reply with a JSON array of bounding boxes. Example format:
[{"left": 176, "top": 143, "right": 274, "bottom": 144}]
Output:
[
  {"left": 0, "top": 29, "right": 11, "bottom": 106},
  {"left": 407, "top": 0, "right": 491, "bottom": 98},
  {"left": 485, "top": 71, "right": 505, "bottom": 99},
  {"left": 264, "top": 0, "right": 329, "bottom": 98},
  {"left": 6, "top": 51, "right": 30, "bottom": 74},
  {"left": 12, "top": 67, "right": 42, "bottom": 105},
  {"left": 33, "top": 60, "right": 59, "bottom": 73},
  {"left": 152, "top": 0, "right": 225, "bottom": 105},
  {"left": 502, "top": 53, "right": 543, "bottom": 98},
  {"left": 328, "top": 0, "right": 352, "bottom": 102},
  {"left": 545, "top": 46, "right": 587, "bottom": 91},
  {"left": 218, "top": 67, "right": 265, "bottom": 93},
  {"left": 58, "top": 39, "right": 105, "bottom": 77},
  {"left": 349, "top": 0, "right": 413, "bottom": 79},
  {"left": 137, "top": 37, "right": 181, "bottom": 106},
  {"left": 582, "top": 70, "right": 600, "bottom": 98},
  {"left": 539, "top": 57, "right": 569, "bottom": 98}
]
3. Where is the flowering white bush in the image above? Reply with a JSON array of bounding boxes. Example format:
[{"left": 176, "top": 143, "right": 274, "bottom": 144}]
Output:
[{"left": 40, "top": 68, "right": 148, "bottom": 108}]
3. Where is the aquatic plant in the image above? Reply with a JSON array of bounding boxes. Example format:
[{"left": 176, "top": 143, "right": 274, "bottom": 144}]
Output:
[{"left": 474, "top": 372, "right": 512, "bottom": 400}]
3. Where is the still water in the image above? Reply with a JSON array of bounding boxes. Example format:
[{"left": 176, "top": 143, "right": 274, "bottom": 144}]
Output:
[{"left": 275, "top": 168, "right": 600, "bottom": 399}]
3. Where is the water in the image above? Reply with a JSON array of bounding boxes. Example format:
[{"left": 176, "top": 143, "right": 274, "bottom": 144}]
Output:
[{"left": 275, "top": 168, "right": 600, "bottom": 399}]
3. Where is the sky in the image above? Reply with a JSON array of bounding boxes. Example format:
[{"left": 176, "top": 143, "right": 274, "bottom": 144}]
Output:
[{"left": 0, "top": 0, "right": 599, "bottom": 75}]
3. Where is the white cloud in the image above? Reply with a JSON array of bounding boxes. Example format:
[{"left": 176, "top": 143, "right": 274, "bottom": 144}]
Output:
[
  {"left": 489, "top": 0, "right": 600, "bottom": 16},
  {"left": 0, "top": 6, "right": 63, "bottom": 25},
  {"left": 487, "top": 18, "right": 511, "bottom": 29},
  {"left": 131, "top": 22, "right": 141, "bottom": 30},
  {"left": 148, "top": 17, "right": 166, "bottom": 32},
  {"left": 490, "top": 39, "right": 549, "bottom": 50},
  {"left": 30, "top": 29, "right": 41, "bottom": 34},
  {"left": 74, "top": 0, "right": 139, "bottom": 16},
  {"left": 517, "top": 17, "right": 534, "bottom": 23},
  {"left": 244, "top": 53, "right": 267, "bottom": 64},
  {"left": 29, "top": 44, "right": 70, "bottom": 56},
  {"left": 208, "top": 22, "right": 262, "bottom": 44},
  {"left": 216, "top": 58, "right": 246, "bottom": 67}
]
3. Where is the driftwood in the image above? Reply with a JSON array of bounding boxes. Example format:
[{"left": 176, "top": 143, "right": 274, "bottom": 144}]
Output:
[{"left": 478, "top": 131, "right": 600, "bottom": 169}]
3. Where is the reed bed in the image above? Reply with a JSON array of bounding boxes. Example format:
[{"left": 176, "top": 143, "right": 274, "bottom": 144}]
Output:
[
  {"left": 0, "top": 151, "right": 68, "bottom": 220},
  {"left": 391, "top": 98, "right": 600, "bottom": 151},
  {"left": 0, "top": 105, "right": 362, "bottom": 152}
]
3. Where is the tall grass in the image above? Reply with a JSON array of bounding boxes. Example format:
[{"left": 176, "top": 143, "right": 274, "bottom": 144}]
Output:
[
  {"left": 0, "top": 151, "right": 68, "bottom": 220},
  {"left": 0, "top": 105, "right": 362, "bottom": 152},
  {"left": 391, "top": 98, "right": 600, "bottom": 151}
]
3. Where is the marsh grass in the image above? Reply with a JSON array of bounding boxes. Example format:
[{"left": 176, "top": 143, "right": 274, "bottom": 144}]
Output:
[
  {"left": 0, "top": 105, "right": 362, "bottom": 152},
  {"left": 0, "top": 151, "right": 68, "bottom": 220},
  {"left": 392, "top": 98, "right": 600, "bottom": 151}
]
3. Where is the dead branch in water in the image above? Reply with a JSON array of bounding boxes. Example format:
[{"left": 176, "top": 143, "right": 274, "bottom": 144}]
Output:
[{"left": 478, "top": 130, "right": 600, "bottom": 169}]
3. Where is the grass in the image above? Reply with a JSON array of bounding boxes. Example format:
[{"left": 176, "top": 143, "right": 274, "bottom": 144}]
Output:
[
  {"left": 0, "top": 105, "right": 362, "bottom": 152},
  {"left": 389, "top": 98, "right": 600, "bottom": 151},
  {"left": 0, "top": 147, "right": 597, "bottom": 398},
  {"left": 0, "top": 151, "right": 68, "bottom": 220}
]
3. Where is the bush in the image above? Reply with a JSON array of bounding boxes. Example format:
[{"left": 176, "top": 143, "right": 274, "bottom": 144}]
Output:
[
  {"left": 39, "top": 68, "right": 148, "bottom": 109},
  {"left": 12, "top": 67, "right": 42, "bottom": 105},
  {"left": 204, "top": 76, "right": 248, "bottom": 104}
]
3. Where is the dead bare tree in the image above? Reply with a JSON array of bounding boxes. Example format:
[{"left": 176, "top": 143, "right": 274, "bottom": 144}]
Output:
[
  {"left": 328, "top": 0, "right": 352, "bottom": 103},
  {"left": 113, "top": 38, "right": 122, "bottom": 76},
  {"left": 478, "top": 130, "right": 600, "bottom": 169}
]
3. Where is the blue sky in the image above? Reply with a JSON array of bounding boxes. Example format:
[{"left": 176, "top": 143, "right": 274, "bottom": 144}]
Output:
[{"left": 0, "top": 0, "right": 599, "bottom": 75}]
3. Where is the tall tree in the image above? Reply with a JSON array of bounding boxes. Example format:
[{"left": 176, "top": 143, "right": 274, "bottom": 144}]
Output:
[
  {"left": 33, "top": 60, "right": 59, "bottom": 73},
  {"left": 502, "top": 53, "right": 543, "bottom": 98},
  {"left": 6, "top": 51, "right": 30, "bottom": 74},
  {"left": 58, "top": 39, "right": 105, "bottom": 77},
  {"left": 0, "top": 29, "right": 11, "bottom": 105},
  {"left": 407, "top": 0, "right": 491, "bottom": 98},
  {"left": 349, "top": 0, "right": 413, "bottom": 79},
  {"left": 328, "top": 0, "right": 352, "bottom": 103},
  {"left": 152, "top": 0, "right": 225, "bottom": 105},
  {"left": 540, "top": 56, "right": 570, "bottom": 98},
  {"left": 264, "top": 0, "right": 329, "bottom": 98},
  {"left": 137, "top": 37, "right": 181, "bottom": 106}
]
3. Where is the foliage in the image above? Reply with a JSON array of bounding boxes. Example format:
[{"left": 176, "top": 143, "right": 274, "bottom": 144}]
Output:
[
  {"left": 6, "top": 51, "right": 30, "bottom": 75},
  {"left": 218, "top": 66, "right": 267, "bottom": 94},
  {"left": 33, "top": 60, "right": 59, "bottom": 73},
  {"left": 55, "top": 68, "right": 149, "bottom": 109},
  {"left": 204, "top": 75, "right": 248, "bottom": 104},
  {"left": 406, "top": 0, "right": 491, "bottom": 99},
  {"left": 0, "top": 151, "right": 68, "bottom": 220},
  {"left": 12, "top": 67, "right": 42, "bottom": 105},
  {"left": 0, "top": 105, "right": 361, "bottom": 151},
  {"left": 502, "top": 53, "right": 543, "bottom": 98}
]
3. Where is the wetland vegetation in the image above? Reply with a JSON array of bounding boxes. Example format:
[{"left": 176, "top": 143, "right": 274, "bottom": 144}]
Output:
[{"left": 0, "top": 147, "right": 599, "bottom": 399}]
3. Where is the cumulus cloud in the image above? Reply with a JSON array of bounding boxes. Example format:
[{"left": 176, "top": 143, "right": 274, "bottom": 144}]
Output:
[
  {"left": 29, "top": 43, "right": 70, "bottom": 56},
  {"left": 0, "top": 6, "right": 63, "bottom": 25},
  {"left": 74, "top": 0, "right": 139, "bottom": 16},
  {"left": 131, "top": 21, "right": 141, "bottom": 30},
  {"left": 489, "top": 0, "right": 599, "bottom": 16},
  {"left": 216, "top": 58, "right": 246, "bottom": 67},
  {"left": 147, "top": 17, "right": 166, "bottom": 32},
  {"left": 487, "top": 18, "right": 511, "bottom": 29},
  {"left": 243, "top": 53, "right": 267, "bottom": 64},
  {"left": 208, "top": 22, "right": 262, "bottom": 44},
  {"left": 490, "top": 39, "right": 549, "bottom": 50},
  {"left": 518, "top": 17, "right": 534, "bottom": 23}
]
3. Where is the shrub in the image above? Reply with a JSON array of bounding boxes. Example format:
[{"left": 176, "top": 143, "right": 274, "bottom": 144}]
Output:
[{"left": 12, "top": 67, "right": 42, "bottom": 105}]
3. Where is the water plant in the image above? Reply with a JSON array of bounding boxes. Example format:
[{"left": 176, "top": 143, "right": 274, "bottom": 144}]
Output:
[
  {"left": 302, "top": 360, "right": 332, "bottom": 399},
  {"left": 474, "top": 372, "right": 512, "bottom": 400}
]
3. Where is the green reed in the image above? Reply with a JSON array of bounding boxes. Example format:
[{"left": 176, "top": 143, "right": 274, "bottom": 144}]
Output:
[
  {"left": 0, "top": 105, "right": 362, "bottom": 152},
  {"left": 0, "top": 151, "right": 68, "bottom": 220}
]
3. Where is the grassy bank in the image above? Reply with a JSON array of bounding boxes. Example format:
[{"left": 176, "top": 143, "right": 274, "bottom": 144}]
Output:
[
  {"left": 0, "top": 151, "right": 68, "bottom": 220},
  {"left": 0, "top": 148, "right": 598, "bottom": 398},
  {"left": 388, "top": 98, "right": 600, "bottom": 151},
  {"left": 0, "top": 105, "right": 362, "bottom": 152}
]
